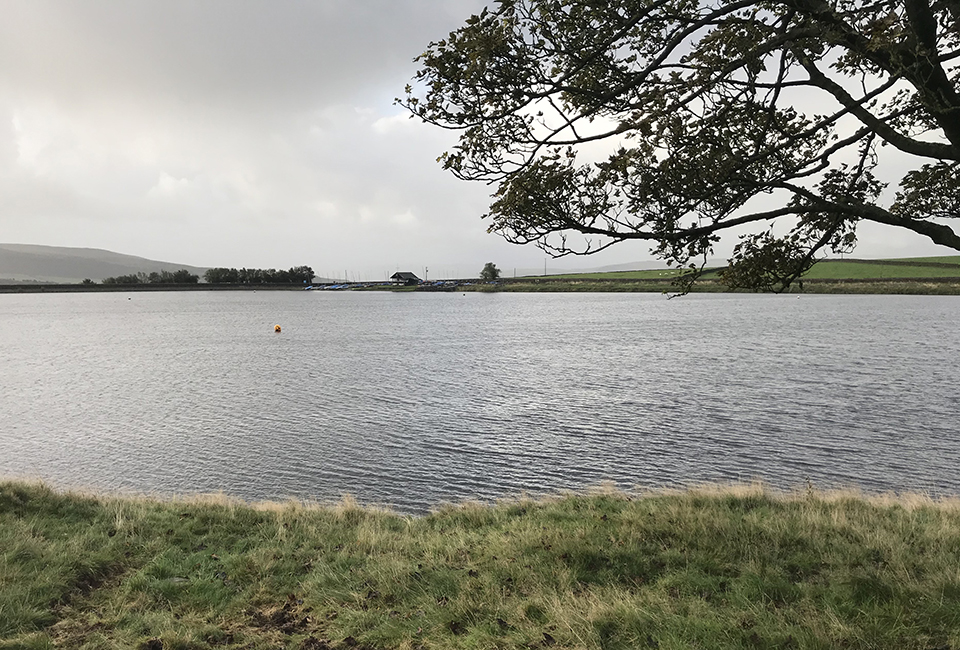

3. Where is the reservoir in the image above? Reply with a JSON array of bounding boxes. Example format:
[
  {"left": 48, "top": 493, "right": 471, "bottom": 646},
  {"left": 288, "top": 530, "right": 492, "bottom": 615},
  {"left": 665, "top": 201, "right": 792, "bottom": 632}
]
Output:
[{"left": 1, "top": 290, "right": 957, "bottom": 513}]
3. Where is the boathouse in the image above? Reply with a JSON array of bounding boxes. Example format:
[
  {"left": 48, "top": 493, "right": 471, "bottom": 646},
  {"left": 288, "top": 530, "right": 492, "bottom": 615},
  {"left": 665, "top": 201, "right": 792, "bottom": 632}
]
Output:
[{"left": 390, "top": 272, "right": 421, "bottom": 286}]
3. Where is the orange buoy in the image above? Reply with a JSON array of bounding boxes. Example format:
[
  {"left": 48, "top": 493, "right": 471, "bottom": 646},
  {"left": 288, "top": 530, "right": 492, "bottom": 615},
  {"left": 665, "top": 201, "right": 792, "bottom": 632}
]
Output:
[{"left": 274, "top": 324, "right": 281, "bottom": 333}]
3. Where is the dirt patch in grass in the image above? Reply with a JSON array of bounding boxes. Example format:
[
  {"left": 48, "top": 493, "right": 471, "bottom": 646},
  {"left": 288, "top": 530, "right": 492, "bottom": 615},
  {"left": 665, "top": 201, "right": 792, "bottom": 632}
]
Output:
[
  {"left": 246, "top": 595, "right": 316, "bottom": 636},
  {"left": 47, "top": 616, "right": 114, "bottom": 649}
]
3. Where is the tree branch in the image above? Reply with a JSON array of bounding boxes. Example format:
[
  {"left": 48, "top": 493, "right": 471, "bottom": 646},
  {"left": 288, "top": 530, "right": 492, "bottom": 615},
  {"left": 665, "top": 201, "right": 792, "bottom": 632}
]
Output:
[{"left": 799, "top": 56, "right": 959, "bottom": 159}]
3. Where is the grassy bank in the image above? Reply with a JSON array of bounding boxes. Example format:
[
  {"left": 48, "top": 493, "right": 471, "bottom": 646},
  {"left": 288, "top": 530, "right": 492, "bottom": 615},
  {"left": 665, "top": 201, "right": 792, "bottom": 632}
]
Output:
[{"left": 3, "top": 482, "right": 960, "bottom": 649}]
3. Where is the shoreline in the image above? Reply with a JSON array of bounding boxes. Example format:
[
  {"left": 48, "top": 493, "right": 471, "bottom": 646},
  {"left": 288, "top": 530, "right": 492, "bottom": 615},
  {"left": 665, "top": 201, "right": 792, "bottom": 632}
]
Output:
[
  {"left": 4, "top": 276, "right": 960, "bottom": 295},
  {"left": 0, "top": 283, "right": 307, "bottom": 294},
  {"left": 4, "top": 475, "right": 959, "bottom": 514}
]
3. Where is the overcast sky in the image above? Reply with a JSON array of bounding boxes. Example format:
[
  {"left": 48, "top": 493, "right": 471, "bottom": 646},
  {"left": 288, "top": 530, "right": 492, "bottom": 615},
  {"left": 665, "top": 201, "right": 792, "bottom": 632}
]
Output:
[{"left": 0, "top": 1, "right": 952, "bottom": 280}]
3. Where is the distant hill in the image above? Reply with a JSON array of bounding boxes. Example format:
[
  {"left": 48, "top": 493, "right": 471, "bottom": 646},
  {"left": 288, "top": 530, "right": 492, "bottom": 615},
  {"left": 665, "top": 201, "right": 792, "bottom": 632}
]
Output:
[
  {"left": 0, "top": 244, "right": 208, "bottom": 284},
  {"left": 512, "top": 259, "right": 681, "bottom": 277}
]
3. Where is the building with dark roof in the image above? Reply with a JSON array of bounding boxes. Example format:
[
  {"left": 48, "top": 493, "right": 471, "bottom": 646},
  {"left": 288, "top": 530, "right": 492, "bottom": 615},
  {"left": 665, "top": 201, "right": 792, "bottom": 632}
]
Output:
[{"left": 390, "top": 272, "right": 421, "bottom": 286}]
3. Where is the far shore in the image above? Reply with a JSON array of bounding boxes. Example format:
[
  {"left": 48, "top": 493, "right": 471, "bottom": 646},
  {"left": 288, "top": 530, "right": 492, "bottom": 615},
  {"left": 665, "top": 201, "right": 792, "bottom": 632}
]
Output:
[
  {"left": 4, "top": 276, "right": 960, "bottom": 295},
  {"left": 0, "top": 283, "right": 307, "bottom": 294}
]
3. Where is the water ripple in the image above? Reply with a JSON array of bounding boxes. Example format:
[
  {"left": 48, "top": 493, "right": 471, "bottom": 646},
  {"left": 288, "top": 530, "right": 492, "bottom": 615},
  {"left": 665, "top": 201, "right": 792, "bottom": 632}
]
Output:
[{"left": 1, "top": 291, "right": 958, "bottom": 512}]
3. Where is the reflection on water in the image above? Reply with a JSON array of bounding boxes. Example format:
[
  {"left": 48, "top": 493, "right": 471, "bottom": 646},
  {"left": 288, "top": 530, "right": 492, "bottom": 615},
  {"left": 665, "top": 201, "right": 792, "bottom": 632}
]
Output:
[{"left": 1, "top": 290, "right": 958, "bottom": 513}]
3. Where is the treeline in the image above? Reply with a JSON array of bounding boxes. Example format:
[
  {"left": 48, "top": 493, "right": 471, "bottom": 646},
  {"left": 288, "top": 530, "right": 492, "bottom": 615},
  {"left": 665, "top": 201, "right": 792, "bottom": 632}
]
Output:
[
  {"left": 203, "top": 266, "right": 314, "bottom": 285},
  {"left": 93, "top": 266, "right": 315, "bottom": 286},
  {"left": 100, "top": 269, "right": 199, "bottom": 285}
]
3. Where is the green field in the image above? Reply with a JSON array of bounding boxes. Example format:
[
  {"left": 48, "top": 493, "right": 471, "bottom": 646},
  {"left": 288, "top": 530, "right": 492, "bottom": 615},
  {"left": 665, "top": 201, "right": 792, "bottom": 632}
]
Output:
[
  {"left": 534, "top": 256, "right": 960, "bottom": 282},
  {"left": 535, "top": 268, "right": 688, "bottom": 281},
  {"left": 802, "top": 257, "right": 960, "bottom": 279},
  {"left": 3, "top": 481, "right": 960, "bottom": 649}
]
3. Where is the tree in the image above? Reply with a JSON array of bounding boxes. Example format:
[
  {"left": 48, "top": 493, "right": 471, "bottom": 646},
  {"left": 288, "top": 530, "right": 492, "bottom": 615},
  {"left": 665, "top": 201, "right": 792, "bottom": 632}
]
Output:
[
  {"left": 288, "top": 266, "right": 316, "bottom": 284},
  {"left": 204, "top": 267, "right": 238, "bottom": 284},
  {"left": 101, "top": 274, "right": 141, "bottom": 285},
  {"left": 403, "top": 0, "right": 960, "bottom": 291},
  {"left": 480, "top": 262, "right": 502, "bottom": 280},
  {"left": 172, "top": 269, "right": 200, "bottom": 284},
  {"left": 203, "top": 266, "right": 313, "bottom": 284}
]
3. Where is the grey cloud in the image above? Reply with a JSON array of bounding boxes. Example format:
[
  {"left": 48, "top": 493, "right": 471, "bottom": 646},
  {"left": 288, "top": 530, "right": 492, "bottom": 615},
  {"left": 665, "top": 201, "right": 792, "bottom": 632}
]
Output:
[
  {"left": 0, "top": 1, "right": 482, "bottom": 109},
  {"left": 0, "top": 0, "right": 950, "bottom": 275}
]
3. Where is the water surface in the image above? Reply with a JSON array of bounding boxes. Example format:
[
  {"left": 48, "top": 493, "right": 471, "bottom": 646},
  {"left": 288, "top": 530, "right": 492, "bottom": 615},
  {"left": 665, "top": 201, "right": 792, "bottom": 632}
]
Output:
[{"left": 1, "top": 291, "right": 957, "bottom": 512}]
